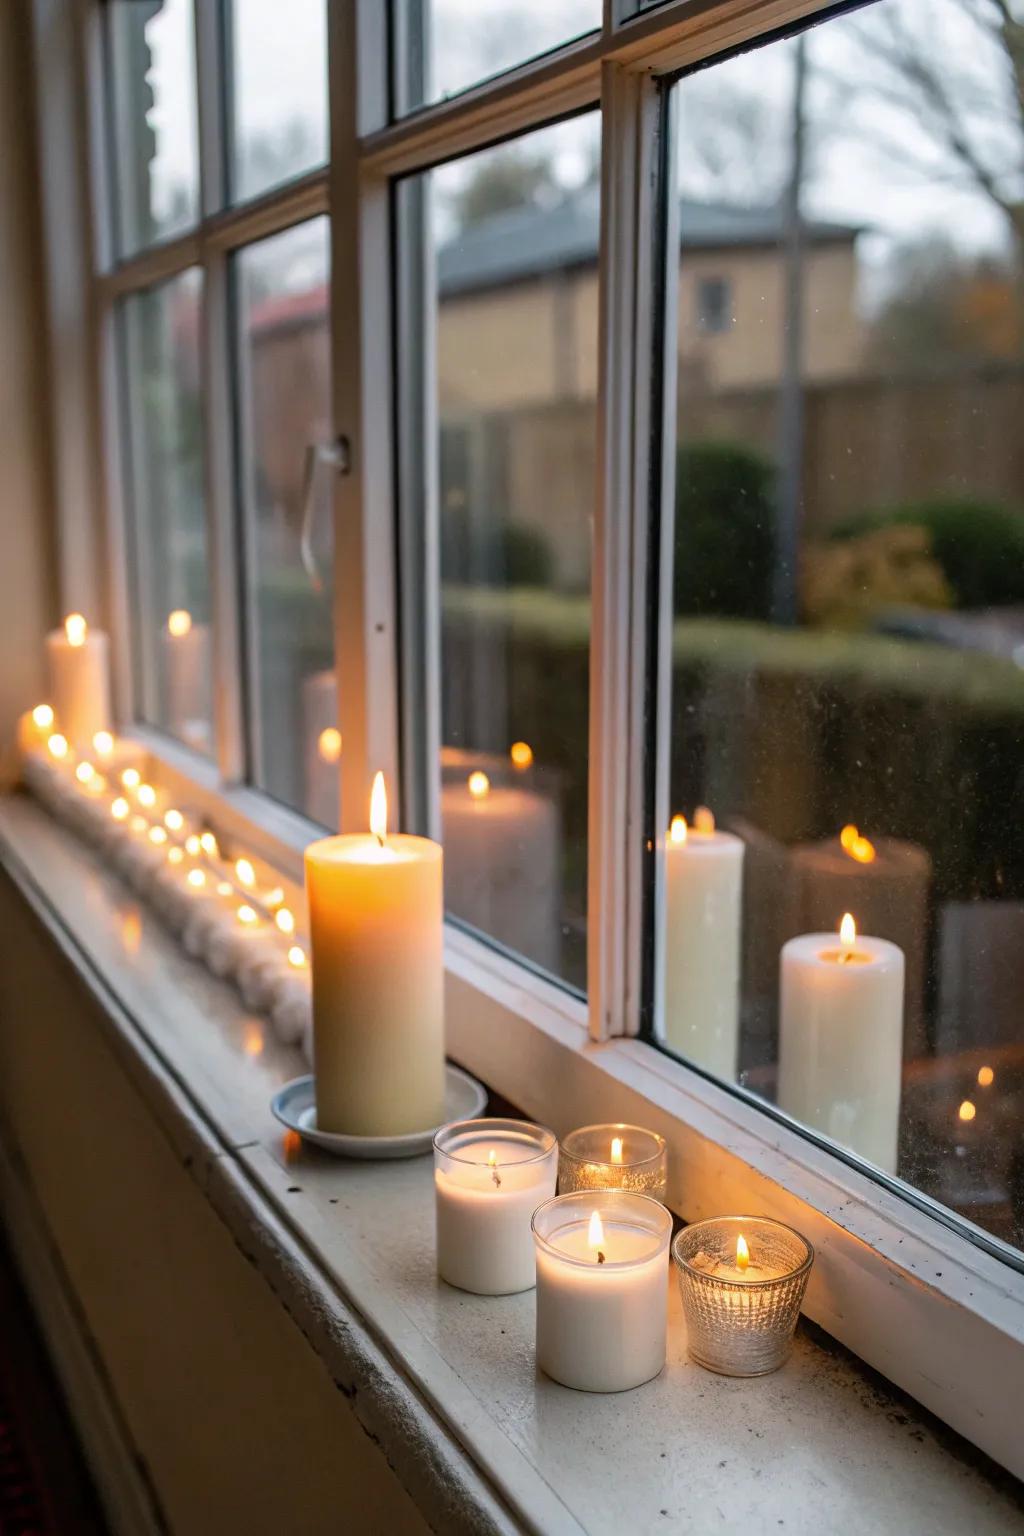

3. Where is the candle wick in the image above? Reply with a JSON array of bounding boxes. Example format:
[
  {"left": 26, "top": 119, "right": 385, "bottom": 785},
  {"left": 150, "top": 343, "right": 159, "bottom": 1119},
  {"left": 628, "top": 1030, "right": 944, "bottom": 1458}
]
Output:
[
  {"left": 375, "top": 831, "right": 385, "bottom": 849},
  {"left": 597, "top": 1249, "right": 606, "bottom": 1265},
  {"left": 491, "top": 1168, "right": 502, "bottom": 1188}
]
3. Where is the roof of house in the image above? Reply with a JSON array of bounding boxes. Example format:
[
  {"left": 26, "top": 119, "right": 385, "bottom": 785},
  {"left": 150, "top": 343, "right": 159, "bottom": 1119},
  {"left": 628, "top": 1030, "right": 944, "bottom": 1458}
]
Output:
[{"left": 438, "top": 185, "right": 860, "bottom": 297}]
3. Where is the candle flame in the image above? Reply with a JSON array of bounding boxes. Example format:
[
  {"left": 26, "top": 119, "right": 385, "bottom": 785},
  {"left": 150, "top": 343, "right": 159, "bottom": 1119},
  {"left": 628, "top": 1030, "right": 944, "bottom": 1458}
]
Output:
[
  {"left": 487, "top": 1148, "right": 502, "bottom": 1187},
  {"left": 92, "top": 731, "right": 114, "bottom": 757},
  {"left": 200, "top": 831, "right": 218, "bottom": 856},
  {"left": 75, "top": 762, "right": 95, "bottom": 784},
  {"left": 167, "top": 608, "right": 192, "bottom": 638},
  {"left": 237, "top": 904, "right": 258, "bottom": 926},
  {"left": 669, "top": 815, "right": 688, "bottom": 845},
  {"left": 587, "top": 1209, "right": 606, "bottom": 1263},
  {"left": 148, "top": 826, "right": 167, "bottom": 845},
  {"left": 64, "top": 613, "right": 87, "bottom": 647},
  {"left": 235, "top": 858, "right": 256, "bottom": 888},
  {"left": 111, "top": 797, "right": 129, "bottom": 821},
  {"left": 32, "top": 704, "right": 54, "bottom": 729},
  {"left": 47, "top": 733, "right": 69, "bottom": 760},
  {"left": 318, "top": 726, "right": 342, "bottom": 763},
  {"left": 164, "top": 809, "right": 184, "bottom": 833},
  {"left": 736, "top": 1233, "right": 750, "bottom": 1272},
  {"left": 121, "top": 767, "right": 140, "bottom": 790},
  {"left": 977, "top": 1065, "right": 994, "bottom": 1087},
  {"left": 287, "top": 944, "right": 307, "bottom": 968},
  {"left": 137, "top": 784, "right": 156, "bottom": 809},
  {"left": 694, "top": 805, "right": 715, "bottom": 835},
  {"left": 275, "top": 907, "right": 295, "bottom": 935},
  {"left": 959, "top": 1099, "right": 976, "bottom": 1123},
  {"left": 370, "top": 771, "right": 387, "bottom": 842},
  {"left": 168, "top": 846, "right": 184, "bottom": 865},
  {"left": 187, "top": 868, "right": 206, "bottom": 889},
  {"left": 510, "top": 740, "right": 533, "bottom": 770},
  {"left": 468, "top": 771, "right": 490, "bottom": 800},
  {"left": 611, "top": 1136, "right": 623, "bottom": 1164},
  {"left": 839, "top": 912, "right": 857, "bottom": 948},
  {"left": 840, "top": 822, "right": 876, "bottom": 864},
  {"left": 243, "top": 1023, "right": 264, "bottom": 1057}
]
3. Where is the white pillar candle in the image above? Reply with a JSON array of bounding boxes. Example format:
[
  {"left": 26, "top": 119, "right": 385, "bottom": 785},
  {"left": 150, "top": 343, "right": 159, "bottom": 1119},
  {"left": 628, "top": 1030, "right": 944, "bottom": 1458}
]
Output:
[
  {"left": 778, "top": 914, "right": 905, "bottom": 1171},
  {"left": 440, "top": 769, "right": 560, "bottom": 973},
  {"left": 663, "top": 809, "right": 745, "bottom": 1080},
  {"left": 302, "top": 668, "right": 341, "bottom": 828},
  {"left": 790, "top": 826, "right": 930, "bottom": 1058},
  {"left": 533, "top": 1191, "right": 672, "bottom": 1393},
  {"left": 305, "top": 772, "right": 445, "bottom": 1137},
  {"left": 434, "top": 1119, "right": 558, "bottom": 1295},
  {"left": 46, "top": 614, "right": 112, "bottom": 749},
  {"left": 162, "top": 610, "right": 212, "bottom": 751}
]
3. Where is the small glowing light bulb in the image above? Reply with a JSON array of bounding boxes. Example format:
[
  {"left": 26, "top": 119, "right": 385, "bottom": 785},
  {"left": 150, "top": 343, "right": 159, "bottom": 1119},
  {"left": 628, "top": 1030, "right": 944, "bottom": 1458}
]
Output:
[
  {"left": 32, "top": 704, "right": 54, "bottom": 730},
  {"left": 509, "top": 740, "right": 533, "bottom": 770},
  {"left": 148, "top": 826, "right": 168, "bottom": 845},
  {"left": 200, "top": 831, "right": 219, "bottom": 857},
  {"left": 121, "top": 767, "right": 140, "bottom": 790},
  {"left": 977, "top": 1065, "right": 994, "bottom": 1088},
  {"left": 137, "top": 784, "right": 157, "bottom": 809},
  {"left": 47, "top": 733, "right": 69, "bottom": 760},
  {"left": 164, "top": 808, "right": 184, "bottom": 833},
  {"left": 75, "top": 761, "right": 95, "bottom": 784},
  {"left": 237, "top": 904, "right": 258, "bottom": 925},
  {"left": 167, "top": 608, "right": 192, "bottom": 638},
  {"left": 111, "top": 797, "right": 130, "bottom": 821},
  {"left": 216, "top": 881, "right": 233, "bottom": 897},
  {"left": 185, "top": 834, "right": 201, "bottom": 856},
  {"left": 468, "top": 771, "right": 490, "bottom": 800},
  {"left": 168, "top": 846, "right": 184, "bottom": 865},
  {"left": 235, "top": 858, "right": 256, "bottom": 888},
  {"left": 64, "top": 613, "right": 87, "bottom": 647},
  {"left": 959, "top": 1100, "right": 976, "bottom": 1123},
  {"left": 187, "top": 869, "right": 206, "bottom": 889},
  {"left": 92, "top": 731, "right": 114, "bottom": 758},
  {"left": 275, "top": 907, "right": 295, "bottom": 936},
  {"left": 287, "top": 945, "right": 307, "bottom": 968}
]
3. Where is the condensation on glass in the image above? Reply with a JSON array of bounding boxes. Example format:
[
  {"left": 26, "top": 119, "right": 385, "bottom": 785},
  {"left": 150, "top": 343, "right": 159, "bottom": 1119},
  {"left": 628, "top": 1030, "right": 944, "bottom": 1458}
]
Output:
[
  {"left": 406, "top": 113, "right": 600, "bottom": 990},
  {"left": 656, "top": 0, "right": 1024, "bottom": 1258},
  {"left": 229, "top": 0, "right": 328, "bottom": 202},
  {"left": 122, "top": 269, "right": 214, "bottom": 755},
  {"left": 107, "top": 0, "right": 200, "bottom": 253},
  {"left": 235, "top": 217, "right": 336, "bottom": 824},
  {"left": 393, "top": 0, "right": 601, "bottom": 113}
]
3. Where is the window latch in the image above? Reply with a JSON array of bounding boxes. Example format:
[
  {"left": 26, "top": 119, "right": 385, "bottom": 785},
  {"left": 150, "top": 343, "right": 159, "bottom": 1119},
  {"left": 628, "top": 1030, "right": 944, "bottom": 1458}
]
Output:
[{"left": 299, "top": 436, "right": 351, "bottom": 592}]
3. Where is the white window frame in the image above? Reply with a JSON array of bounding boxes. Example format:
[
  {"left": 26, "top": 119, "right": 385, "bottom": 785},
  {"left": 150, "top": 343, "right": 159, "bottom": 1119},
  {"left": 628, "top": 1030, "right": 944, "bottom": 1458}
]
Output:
[{"left": 27, "top": 0, "right": 1024, "bottom": 1480}]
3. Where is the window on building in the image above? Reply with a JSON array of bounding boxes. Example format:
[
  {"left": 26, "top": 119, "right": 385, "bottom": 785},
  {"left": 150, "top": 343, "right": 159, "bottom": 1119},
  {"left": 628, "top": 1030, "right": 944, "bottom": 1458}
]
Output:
[
  {"left": 654, "top": 0, "right": 1024, "bottom": 1259},
  {"left": 695, "top": 275, "right": 731, "bottom": 333}
]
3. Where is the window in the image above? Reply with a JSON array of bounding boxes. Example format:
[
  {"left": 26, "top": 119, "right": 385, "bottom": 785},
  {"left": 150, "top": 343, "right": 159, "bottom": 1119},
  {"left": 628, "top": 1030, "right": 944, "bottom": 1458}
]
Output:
[
  {"left": 70, "top": 0, "right": 1024, "bottom": 1471},
  {"left": 655, "top": 1, "right": 1024, "bottom": 1258}
]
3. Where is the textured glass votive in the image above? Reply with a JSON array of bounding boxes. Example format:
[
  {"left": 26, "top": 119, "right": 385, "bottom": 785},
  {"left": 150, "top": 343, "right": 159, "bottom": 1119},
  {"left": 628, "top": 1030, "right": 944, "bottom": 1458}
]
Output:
[
  {"left": 672, "top": 1216, "right": 814, "bottom": 1377},
  {"left": 558, "top": 1123, "right": 668, "bottom": 1202}
]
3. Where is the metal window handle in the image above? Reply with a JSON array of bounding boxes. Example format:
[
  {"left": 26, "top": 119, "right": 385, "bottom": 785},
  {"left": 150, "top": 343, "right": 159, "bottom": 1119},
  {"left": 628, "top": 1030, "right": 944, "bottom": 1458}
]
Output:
[{"left": 299, "top": 436, "right": 350, "bottom": 592}]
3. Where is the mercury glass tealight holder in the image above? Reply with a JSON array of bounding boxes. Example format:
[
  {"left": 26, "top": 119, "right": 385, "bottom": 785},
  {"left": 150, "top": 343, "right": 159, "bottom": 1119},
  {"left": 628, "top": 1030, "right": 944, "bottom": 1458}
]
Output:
[
  {"left": 558, "top": 1123, "right": 668, "bottom": 1203},
  {"left": 672, "top": 1215, "right": 814, "bottom": 1377}
]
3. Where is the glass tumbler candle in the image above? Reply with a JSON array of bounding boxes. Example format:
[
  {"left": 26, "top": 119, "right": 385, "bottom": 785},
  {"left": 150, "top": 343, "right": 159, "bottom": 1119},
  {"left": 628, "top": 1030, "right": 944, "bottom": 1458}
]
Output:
[
  {"left": 558, "top": 1123, "right": 667, "bottom": 1202},
  {"left": 672, "top": 1215, "right": 814, "bottom": 1377},
  {"left": 532, "top": 1191, "right": 673, "bottom": 1392},
  {"left": 434, "top": 1118, "right": 558, "bottom": 1295}
]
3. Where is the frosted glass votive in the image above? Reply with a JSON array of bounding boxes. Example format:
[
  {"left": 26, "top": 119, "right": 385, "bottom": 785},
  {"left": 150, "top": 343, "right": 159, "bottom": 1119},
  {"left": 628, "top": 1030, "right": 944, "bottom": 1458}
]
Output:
[
  {"left": 672, "top": 1215, "right": 813, "bottom": 1377},
  {"left": 558, "top": 1123, "right": 667, "bottom": 1202}
]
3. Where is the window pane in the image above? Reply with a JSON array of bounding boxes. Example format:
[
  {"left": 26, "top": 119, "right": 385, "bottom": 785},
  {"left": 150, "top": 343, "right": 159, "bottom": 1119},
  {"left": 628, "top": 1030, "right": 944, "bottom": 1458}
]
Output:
[
  {"left": 405, "top": 114, "right": 600, "bottom": 990},
  {"left": 108, "top": 0, "right": 199, "bottom": 253},
  {"left": 235, "top": 219, "right": 336, "bottom": 824},
  {"left": 123, "top": 270, "right": 213, "bottom": 755},
  {"left": 394, "top": 0, "right": 601, "bottom": 114},
  {"left": 229, "top": 0, "right": 328, "bottom": 202},
  {"left": 658, "top": 0, "right": 1024, "bottom": 1258}
]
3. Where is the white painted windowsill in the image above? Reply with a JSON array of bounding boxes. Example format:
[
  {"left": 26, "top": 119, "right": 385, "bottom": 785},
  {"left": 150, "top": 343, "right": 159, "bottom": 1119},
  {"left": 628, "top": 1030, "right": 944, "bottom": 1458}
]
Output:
[{"left": 0, "top": 794, "right": 1021, "bottom": 1536}]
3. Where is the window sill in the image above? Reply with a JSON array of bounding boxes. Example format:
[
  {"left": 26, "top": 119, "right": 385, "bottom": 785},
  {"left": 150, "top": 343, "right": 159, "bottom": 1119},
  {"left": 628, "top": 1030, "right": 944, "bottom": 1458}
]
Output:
[{"left": 1, "top": 792, "right": 1021, "bottom": 1533}]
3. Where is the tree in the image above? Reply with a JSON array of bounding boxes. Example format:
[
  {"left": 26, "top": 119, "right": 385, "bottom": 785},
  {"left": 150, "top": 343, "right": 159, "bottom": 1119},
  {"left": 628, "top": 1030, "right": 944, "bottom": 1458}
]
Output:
[{"left": 451, "top": 147, "right": 562, "bottom": 230}]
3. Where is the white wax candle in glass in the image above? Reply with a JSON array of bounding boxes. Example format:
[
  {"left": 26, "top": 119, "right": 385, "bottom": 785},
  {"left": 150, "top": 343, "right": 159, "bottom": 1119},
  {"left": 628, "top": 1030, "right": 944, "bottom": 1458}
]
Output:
[
  {"left": 672, "top": 1215, "right": 813, "bottom": 1377},
  {"left": 558, "top": 1123, "right": 667, "bottom": 1202},
  {"left": 434, "top": 1118, "right": 558, "bottom": 1295},
  {"left": 532, "top": 1190, "right": 672, "bottom": 1392},
  {"left": 663, "top": 808, "right": 744, "bottom": 1080},
  {"left": 778, "top": 912, "right": 904, "bottom": 1171}
]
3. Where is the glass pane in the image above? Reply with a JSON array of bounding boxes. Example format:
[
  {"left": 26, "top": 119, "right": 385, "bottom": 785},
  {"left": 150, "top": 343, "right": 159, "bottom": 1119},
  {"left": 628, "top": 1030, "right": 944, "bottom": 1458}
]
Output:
[
  {"left": 395, "top": 0, "right": 601, "bottom": 113},
  {"left": 123, "top": 270, "right": 213, "bottom": 755},
  {"left": 658, "top": 0, "right": 1024, "bottom": 1258},
  {"left": 108, "top": 0, "right": 200, "bottom": 253},
  {"left": 236, "top": 218, "right": 336, "bottom": 824},
  {"left": 229, "top": 0, "right": 328, "bottom": 202}
]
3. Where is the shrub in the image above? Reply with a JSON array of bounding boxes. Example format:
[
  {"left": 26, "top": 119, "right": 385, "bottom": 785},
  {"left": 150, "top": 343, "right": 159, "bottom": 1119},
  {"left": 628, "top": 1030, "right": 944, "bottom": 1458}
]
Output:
[
  {"left": 674, "top": 440, "right": 777, "bottom": 621},
  {"left": 833, "top": 498, "right": 1024, "bottom": 609},
  {"left": 802, "top": 524, "right": 952, "bottom": 630}
]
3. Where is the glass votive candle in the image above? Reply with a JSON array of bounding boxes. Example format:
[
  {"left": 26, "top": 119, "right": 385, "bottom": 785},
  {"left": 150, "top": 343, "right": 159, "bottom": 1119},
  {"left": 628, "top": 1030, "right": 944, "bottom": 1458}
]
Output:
[
  {"left": 558, "top": 1123, "right": 667, "bottom": 1202},
  {"left": 434, "top": 1118, "right": 558, "bottom": 1296},
  {"left": 532, "top": 1190, "right": 672, "bottom": 1392},
  {"left": 672, "top": 1215, "right": 814, "bottom": 1377}
]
